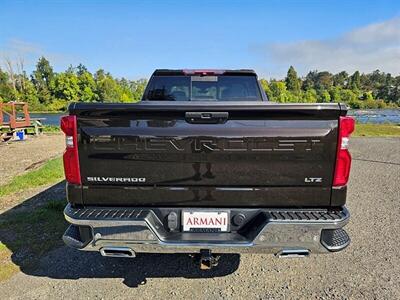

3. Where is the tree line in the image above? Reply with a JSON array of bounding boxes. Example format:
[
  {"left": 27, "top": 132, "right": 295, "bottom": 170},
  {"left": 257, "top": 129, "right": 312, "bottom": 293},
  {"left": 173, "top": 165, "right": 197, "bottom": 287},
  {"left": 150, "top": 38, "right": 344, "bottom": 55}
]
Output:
[
  {"left": 0, "top": 56, "right": 399, "bottom": 111},
  {"left": 0, "top": 57, "right": 147, "bottom": 111},
  {"left": 261, "top": 66, "right": 399, "bottom": 109}
]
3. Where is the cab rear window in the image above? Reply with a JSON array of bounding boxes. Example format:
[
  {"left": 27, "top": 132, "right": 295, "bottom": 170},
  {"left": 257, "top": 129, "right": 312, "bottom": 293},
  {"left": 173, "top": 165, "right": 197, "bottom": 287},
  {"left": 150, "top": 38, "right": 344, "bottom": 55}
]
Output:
[{"left": 144, "top": 75, "right": 262, "bottom": 101}]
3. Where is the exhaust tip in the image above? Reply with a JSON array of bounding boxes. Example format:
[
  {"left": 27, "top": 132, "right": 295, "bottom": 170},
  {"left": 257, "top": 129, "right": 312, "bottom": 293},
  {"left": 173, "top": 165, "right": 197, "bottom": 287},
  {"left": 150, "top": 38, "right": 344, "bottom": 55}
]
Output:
[
  {"left": 276, "top": 249, "right": 310, "bottom": 258},
  {"left": 100, "top": 247, "right": 136, "bottom": 258}
]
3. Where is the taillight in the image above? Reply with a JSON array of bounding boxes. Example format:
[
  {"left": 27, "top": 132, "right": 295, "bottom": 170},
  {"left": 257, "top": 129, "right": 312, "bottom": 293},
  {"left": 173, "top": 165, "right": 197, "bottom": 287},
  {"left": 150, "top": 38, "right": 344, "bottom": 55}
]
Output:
[
  {"left": 60, "top": 115, "right": 81, "bottom": 184},
  {"left": 333, "top": 116, "right": 355, "bottom": 187}
]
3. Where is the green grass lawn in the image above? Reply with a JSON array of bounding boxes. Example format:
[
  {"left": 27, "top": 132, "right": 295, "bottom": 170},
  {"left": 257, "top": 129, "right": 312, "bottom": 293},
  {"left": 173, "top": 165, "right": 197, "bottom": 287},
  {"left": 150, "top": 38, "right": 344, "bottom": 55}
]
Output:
[
  {"left": 0, "top": 157, "right": 64, "bottom": 198},
  {"left": 41, "top": 125, "right": 61, "bottom": 133},
  {"left": 0, "top": 200, "right": 67, "bottom": 281},
  {"left": 0, "top": 242, "right": 19, "bottom": 281},
  {"left": 0, "top": 157, "right": 66, "bottom": 281},
  {"left": 354, "top": 123, "right": 400, "bottom": 137},
  {"left": 25, "top": 125, "right": 61, "bottom": 135}
]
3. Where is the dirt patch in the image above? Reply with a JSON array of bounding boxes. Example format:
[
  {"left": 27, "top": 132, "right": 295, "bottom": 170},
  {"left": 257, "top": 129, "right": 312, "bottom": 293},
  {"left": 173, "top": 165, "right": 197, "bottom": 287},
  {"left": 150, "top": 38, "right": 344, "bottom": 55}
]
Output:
[{"left": 0, "top": 134, "right": 64, "bottom": 186}]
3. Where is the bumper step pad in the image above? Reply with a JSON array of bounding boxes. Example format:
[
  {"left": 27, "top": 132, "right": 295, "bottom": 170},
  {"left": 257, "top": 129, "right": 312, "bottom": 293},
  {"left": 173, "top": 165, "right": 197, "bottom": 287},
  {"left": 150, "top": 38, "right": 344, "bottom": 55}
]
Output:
[
  {"left": 320, "top": 228, "right": 350, "bottom": 252},
  {"left": 62, "top": 224, "right": 91, "bottom": 249}
]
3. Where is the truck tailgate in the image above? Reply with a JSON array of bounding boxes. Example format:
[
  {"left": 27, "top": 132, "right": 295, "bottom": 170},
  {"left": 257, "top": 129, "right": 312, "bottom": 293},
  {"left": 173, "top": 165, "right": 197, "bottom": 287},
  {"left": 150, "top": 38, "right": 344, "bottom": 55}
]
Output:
[{"left": 71, "top": 102, "right": 345, "bottom": 207}]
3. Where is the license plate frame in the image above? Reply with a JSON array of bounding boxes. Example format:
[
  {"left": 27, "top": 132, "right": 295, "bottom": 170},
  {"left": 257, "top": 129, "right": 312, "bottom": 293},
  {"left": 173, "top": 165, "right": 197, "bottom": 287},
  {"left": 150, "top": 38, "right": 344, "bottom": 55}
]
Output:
[{"left": 182, "top": 210, "right": 230, "bottom": 233}]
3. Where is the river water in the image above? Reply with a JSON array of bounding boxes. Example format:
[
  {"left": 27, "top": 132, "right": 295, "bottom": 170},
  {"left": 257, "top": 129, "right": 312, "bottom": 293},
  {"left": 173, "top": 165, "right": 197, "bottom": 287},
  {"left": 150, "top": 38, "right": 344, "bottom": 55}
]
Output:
[
  {"left": 347, "top": 109, "right": 400, "bottom": 124},
  {"left": 30, "top": 109, "right": 400, "bottom": 126},
  {"left": 30, "top": 113, "right": 65, "bottom": 126}
]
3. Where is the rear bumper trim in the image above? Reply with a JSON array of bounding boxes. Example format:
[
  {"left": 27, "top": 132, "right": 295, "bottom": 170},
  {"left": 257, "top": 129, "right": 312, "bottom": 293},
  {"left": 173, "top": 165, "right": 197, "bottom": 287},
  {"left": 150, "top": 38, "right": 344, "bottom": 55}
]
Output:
[{"left": 63, "top": 204, "right": 350, "bottom": 254}]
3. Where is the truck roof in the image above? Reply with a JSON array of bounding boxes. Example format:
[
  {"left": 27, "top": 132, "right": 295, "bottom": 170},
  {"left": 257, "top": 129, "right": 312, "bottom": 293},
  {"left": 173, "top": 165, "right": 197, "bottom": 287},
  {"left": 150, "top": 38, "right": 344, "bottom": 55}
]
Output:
[{"left": 152, "top": 69, "right": 257, "bottom": 76}]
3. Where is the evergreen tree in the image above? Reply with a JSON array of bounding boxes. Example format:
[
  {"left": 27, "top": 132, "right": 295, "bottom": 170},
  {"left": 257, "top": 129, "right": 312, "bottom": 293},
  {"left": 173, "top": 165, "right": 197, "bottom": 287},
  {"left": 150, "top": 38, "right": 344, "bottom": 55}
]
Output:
[
  {"left": 302, "top": 71, "right": 318, "bottom": 90},
  {"left": 31, "top": 57, "right": 54, "bottom": 105},
  {"left": 315, "top": 71, "right": 333, "bottom": 90},
  {"left": 285, "top": 66, "right": 301, "bottom": 94},
  {"left": 349, "top": 71, "right": 361, "bottom": 90},
  {"left": 77, "top": 63, "right": 88, "bottom": 76},
  {"left": 333, "top": 71, "right": 348, "bottom": 87}
]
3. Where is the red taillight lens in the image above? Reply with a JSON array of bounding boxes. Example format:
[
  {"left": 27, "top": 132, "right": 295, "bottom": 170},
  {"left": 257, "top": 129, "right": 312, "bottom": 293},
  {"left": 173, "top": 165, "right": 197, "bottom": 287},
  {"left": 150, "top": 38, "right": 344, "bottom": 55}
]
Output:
[
  {"left": 60, "top": 115, "right": 81, "bottom": 185},
  {"left": 333, "top": 116, "right": 355, "bottom": 187}
]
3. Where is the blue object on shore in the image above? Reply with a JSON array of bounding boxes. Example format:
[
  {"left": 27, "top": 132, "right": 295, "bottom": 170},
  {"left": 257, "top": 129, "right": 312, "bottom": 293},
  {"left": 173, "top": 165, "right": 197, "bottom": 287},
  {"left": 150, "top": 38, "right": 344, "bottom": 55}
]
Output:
[{"left": 16, "top": 130, "right": 25, "bottom": 141}]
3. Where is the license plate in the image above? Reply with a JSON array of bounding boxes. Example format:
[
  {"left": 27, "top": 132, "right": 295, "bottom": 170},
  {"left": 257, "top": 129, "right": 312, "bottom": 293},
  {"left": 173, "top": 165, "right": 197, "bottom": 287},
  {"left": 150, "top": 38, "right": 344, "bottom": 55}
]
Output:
[{"left": 182, "top": 211, "right": 230, "bottom": 232}]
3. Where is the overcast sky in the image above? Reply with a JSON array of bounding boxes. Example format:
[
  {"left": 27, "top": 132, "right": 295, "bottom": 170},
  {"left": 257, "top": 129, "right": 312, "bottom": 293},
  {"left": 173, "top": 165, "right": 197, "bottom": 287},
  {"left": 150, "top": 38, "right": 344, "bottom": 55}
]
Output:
[{"left": 0, "top": 0, "right": 399, "bottom": 79}]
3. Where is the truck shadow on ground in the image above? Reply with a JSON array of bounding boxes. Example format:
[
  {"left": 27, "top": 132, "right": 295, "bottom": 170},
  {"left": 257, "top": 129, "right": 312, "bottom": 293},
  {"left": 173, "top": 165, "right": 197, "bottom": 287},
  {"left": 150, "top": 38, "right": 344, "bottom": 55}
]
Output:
[
  {"left": 0, "top": 183, "right": 240, "bottom": 287},
  {"left": 32, "top": 247, "right": 241, "bottom": 287}
]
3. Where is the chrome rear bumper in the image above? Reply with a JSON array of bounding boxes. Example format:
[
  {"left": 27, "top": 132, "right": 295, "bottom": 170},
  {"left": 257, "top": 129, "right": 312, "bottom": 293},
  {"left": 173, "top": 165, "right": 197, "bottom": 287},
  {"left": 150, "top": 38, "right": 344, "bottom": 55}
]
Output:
[{"left": 63, "top": 204, "right": 350, "bottom": 255}]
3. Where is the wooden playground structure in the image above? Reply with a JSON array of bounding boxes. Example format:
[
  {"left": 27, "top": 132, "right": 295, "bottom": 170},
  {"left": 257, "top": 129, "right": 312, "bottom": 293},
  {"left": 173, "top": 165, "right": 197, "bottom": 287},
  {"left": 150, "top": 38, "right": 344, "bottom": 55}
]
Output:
[{"left": 0, "top": 102, "right": 43, "bottom": 142}]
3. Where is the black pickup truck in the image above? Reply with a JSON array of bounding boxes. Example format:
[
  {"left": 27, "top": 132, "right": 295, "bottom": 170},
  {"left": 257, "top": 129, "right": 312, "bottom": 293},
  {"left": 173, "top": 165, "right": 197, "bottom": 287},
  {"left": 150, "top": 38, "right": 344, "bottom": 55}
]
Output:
[{"left": 62, "top": 69, "right": 354, "bottom": 268}]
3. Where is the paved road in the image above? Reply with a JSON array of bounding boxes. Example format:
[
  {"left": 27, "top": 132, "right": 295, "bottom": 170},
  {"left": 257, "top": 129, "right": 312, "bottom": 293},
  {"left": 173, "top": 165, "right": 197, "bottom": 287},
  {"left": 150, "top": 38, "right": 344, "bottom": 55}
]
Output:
[{"left": 1, "top": 137, "right": 399, "bottom": 299}]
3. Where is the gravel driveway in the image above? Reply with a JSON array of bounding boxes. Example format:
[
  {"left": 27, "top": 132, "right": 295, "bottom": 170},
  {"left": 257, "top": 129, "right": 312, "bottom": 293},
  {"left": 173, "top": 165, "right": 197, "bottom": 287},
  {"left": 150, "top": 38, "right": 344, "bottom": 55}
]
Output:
[
  {"left": 0, "top": 134, "right": 64, "bottom": 186},
  {"left": 0, "top": 137, "right": 399, "bottom": 299}
]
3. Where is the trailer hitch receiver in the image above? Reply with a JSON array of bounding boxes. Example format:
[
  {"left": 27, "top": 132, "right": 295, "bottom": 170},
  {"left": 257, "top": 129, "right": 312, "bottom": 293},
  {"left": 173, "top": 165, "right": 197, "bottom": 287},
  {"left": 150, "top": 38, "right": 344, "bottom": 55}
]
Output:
[{"left": 197, "top": 249, "right": 220, "bottom": 270}]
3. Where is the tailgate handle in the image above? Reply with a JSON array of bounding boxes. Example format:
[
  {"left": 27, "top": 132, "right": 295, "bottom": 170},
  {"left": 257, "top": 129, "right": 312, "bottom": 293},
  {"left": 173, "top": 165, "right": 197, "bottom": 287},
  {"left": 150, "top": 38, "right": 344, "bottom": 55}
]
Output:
[{"left": 185, "top": 112, "right": 229, "bottom": 124}]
